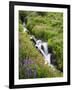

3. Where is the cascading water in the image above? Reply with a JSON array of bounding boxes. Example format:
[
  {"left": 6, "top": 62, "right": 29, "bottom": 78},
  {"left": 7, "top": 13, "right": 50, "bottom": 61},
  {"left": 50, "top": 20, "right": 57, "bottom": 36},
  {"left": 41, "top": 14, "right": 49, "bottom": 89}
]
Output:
[
  {"left": 23, "top": 18, "right": 29, "bottom": 33},
  {"left": 35, "top": 40, "right": 51, "bottom": 64},
  {"left": 22, "top": 17, "right": 52, "bottom": 65},
  {"left": 42, "top": 42, "right": 48, "bottom": 55}
]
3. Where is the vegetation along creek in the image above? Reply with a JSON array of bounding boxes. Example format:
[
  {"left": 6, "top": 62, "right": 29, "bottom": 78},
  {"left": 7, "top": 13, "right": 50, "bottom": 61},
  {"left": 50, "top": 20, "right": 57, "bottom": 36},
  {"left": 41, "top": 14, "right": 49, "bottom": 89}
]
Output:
[{"left": 19, "top": 11, "right": 63, "bottom": 79}]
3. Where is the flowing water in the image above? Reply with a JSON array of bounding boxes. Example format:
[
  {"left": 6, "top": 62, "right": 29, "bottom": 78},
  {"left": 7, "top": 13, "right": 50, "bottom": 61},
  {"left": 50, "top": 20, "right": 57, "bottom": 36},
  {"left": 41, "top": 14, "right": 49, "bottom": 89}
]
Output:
[{"left": 23, "top": 20, "right": 52, "bottom": 65}]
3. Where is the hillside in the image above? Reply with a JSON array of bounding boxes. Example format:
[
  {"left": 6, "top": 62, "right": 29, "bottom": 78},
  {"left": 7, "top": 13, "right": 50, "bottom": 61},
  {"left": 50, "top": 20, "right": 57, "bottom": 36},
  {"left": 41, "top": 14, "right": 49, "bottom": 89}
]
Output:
[{"left": 19, "top": 11, "right": 63, "bottom": 79}]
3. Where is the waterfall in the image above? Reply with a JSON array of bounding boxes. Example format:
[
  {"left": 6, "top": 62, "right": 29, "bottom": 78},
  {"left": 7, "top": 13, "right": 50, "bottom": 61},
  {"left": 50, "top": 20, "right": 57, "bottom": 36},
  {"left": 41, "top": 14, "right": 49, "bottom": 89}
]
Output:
[
  {"left": 23, "top": 21, "right": 29, "bottom": 32},
  {"left": 35, "top": 40, "right": 51, "bottom": 64},
  {"left": 23, "top": 21, "right": 26, "bottom": 27},
  {"left": 22, "top": 17, "right": 52, "bottom": 66},
  {"left": 42, "top": 42, "right": 48, "bottom": 55}
]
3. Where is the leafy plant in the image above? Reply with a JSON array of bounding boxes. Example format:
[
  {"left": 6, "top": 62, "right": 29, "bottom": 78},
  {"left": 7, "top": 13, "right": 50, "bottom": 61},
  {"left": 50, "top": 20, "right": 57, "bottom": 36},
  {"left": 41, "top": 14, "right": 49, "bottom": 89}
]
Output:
[{"left": 19, "top": 11, "right": 63, "bottom": 79}]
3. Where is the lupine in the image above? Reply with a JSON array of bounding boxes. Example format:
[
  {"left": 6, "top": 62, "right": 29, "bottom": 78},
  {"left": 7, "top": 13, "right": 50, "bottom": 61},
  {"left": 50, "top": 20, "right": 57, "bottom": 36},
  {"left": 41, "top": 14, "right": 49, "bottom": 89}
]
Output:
[{"left": 20, "top": 58, "right": 37, "bottom": 78}]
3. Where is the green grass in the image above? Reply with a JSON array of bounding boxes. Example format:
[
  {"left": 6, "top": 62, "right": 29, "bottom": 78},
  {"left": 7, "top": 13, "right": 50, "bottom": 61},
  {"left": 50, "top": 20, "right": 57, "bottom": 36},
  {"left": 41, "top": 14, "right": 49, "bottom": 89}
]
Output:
[
  {"left": 26, "top": 12, "right": 63, "bottom": 71},
  {"left": 19, "top": 11, "right": 63, "bottom": 79},
  {"left": 19, "top": 31, "right": 62, "bottom": 79}
]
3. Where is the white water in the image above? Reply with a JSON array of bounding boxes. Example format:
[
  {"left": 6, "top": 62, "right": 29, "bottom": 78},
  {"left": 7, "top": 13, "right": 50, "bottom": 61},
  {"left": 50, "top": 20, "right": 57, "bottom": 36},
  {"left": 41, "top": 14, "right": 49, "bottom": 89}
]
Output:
[
  {"left": 23, "top": 22, "right": 29, "bottom": 32},
  {"left": 35, "top": 40, "right": 51, "bottom": 64},
  {"left": 42, "top": 42, "right": 48, "bottom": 55},
  {"left": 23, "top": 21, "right": 51, "bottom": 65}
]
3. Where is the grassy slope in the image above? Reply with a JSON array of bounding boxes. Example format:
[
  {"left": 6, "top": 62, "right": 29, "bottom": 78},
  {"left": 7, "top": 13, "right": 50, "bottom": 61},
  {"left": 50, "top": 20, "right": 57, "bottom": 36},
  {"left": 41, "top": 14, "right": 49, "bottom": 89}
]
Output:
[
  {"left": 26, "top": 12, "right": 63, "bottom": 71},
  {"left": 19, "top": 11, "right": 63, "bottom": 79},
  {"left": 19, "top": 31, "right": 62, "bottom": 79}
]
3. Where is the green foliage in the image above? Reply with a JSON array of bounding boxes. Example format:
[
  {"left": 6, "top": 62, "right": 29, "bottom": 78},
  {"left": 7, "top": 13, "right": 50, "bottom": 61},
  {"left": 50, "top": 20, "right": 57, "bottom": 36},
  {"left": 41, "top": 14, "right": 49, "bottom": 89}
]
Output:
[
  {"left": 19, "top": 11, "right": 29, "bottom": 19},
  {"left": 19, "top": 11, "right": 63, "bottom": 79},
  {"left": 19, "top": 31, "right": 62, "bottom": 79},
  {"left": 26, "top": 12, "right": 63, "bottom": 71},
  {"left": 19, "top": 23, "right": 23, "bottom": 32},
  {"left": 19, "top": 19, "right": 22, "bottom": 24},
  {"left": 48, "top": 38, "right": 63, "bottom": 71}
]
